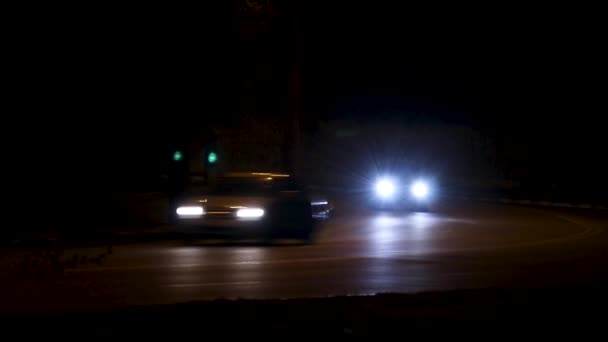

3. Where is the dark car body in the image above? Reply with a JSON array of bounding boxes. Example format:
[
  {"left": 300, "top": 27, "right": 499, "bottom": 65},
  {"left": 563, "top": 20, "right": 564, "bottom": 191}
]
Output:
[{"left": 172, "top": 172, "right": 331, "bottom": 241}]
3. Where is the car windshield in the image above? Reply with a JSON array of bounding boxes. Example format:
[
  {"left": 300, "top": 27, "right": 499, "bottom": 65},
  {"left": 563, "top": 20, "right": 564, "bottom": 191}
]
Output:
[
  {"left": 184, "top": 176, "right": 295, "bottom": 196},
  {"left": 210, "top": 179, "right": 273, "bottom": 195}
]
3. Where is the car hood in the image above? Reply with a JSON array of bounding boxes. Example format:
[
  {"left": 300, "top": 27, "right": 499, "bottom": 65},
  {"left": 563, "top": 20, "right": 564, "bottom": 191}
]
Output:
[{"left": 179, "top": 195, "right": 275, "bottom": 210}]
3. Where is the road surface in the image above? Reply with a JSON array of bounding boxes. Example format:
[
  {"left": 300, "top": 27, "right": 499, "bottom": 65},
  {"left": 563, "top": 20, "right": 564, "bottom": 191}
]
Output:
[{"left": 1, "top": 199, "right": 607, "bottom": 314}]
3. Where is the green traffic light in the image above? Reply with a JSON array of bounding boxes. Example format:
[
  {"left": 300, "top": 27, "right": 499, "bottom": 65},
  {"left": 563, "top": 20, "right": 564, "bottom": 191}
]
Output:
[
  {"left": 173, "top": 150, "right": 183, "bottom": 161},
  {"left": 207, "top": 151, "right": 217, "bottom": 164}
]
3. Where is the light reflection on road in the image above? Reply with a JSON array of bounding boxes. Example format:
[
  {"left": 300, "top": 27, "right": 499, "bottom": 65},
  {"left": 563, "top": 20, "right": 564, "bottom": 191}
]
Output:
[
  {"left": 164, "top": 245, "right": 268, "bottom": 297},
  {"left": 367, "top": 211, "right": 439, "bottom": 257},
  {"left": 2, "top": 202, "right": 606, "bottom": 314},
  {"left": 360, "top": 211, "right": 442, "bottom": 291}
]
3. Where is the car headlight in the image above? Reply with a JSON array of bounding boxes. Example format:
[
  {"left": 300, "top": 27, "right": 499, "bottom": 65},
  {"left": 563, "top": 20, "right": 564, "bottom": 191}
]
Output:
[
  {"left": 410, "top": 180, "right": 430, "bottom": 200},
  {"left": 236, "top": 208, "right": 265, "bottom": 218},
  {"left": 176, "top": 206, "right": 204, "bottom": 216},
  {"left": 375, "top": 178, "right": 397, "bottom": 199}
]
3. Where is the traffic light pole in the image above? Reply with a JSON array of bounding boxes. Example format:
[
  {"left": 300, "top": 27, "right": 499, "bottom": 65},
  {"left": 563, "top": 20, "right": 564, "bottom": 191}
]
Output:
[{"left": 285, "top": 0, "right": 301, "bottom": 173}]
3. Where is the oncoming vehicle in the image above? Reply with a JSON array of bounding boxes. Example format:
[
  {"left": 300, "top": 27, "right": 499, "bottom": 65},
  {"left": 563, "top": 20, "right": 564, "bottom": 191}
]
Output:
[
  {"left": 173, "top": 172, "right": 330, "bottom": 243},
  {"left": 370, "top": 175, "right": 436, "bottom": 211}
]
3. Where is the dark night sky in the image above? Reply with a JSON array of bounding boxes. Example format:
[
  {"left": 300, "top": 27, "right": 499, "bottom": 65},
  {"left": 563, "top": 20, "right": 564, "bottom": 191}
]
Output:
[
  {"left": 11, "top": 3, "right": 606, "bottom": 191},
  {"left": 302, "top": 4, "right": 603, "bottom": 127}
]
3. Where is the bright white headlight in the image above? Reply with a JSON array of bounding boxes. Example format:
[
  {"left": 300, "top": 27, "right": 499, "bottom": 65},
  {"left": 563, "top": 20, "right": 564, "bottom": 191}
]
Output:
[
  {"left": 375, "top": 178, "right": 396, "bottom": 199},
  {"left": 236, "top": 208, "right": 265, "bottom": 218},
  {"left": 410, "top": 181, "right": 430, "bottom": 199},
  {"left": 176, "top": 206, "right": 204, "bottom": 216}
]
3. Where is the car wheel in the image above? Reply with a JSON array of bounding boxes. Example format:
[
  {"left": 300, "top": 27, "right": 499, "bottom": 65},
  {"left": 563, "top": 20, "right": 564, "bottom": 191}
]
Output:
[
  {"left": 260, "top": 209, "right": 281, "bottom": 244},
  {"left": 265, "top": 202, "right": 314, "bottom": 243},
  {"left": 298, "top": 228, "right": 315, "bottom": 245},
  {"left": 292, "top": 204, "right": 314, "bottom": 243}
]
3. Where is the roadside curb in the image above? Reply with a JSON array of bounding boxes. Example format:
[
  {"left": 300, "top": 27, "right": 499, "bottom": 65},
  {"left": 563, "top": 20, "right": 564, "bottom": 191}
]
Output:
[
  {"left": 3, "top": 226, "right": 177, "bottom": 247},
  {"left": 450, "top": 195, "right": 607, "bottom": 211}
]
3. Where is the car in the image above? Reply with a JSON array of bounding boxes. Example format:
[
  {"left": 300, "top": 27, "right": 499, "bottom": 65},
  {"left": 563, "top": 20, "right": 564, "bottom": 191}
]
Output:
[
  {"left": 370, "top": 175, "right": 436, "bottom": 211},
  {"left": 172, "top": 172, "right": 330, "bottom": 243}
]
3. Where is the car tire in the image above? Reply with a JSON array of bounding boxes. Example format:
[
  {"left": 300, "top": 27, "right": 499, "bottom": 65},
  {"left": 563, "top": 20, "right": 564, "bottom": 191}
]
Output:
[
  {"left": 263, "top": 201, "right": 314, "bottom": 243},
  {"left": 298, "top": 228, "right": 315, "bottom": 245},
  {"left": 292, "top": 204, "right": 314, "bottom": 242},
  {"left": 261, "top": 209, "right": 281, "bottom": 244}
]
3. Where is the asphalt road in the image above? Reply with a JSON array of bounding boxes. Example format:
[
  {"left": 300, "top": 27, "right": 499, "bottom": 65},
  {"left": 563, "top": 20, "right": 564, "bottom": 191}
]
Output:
[{"left": 2, "top": 199, "right": 607, "bottom": 315}]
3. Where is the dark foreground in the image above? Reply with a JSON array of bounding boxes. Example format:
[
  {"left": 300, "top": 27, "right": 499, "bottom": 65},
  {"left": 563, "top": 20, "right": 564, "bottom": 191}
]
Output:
[{"left": 5, "top": 278, "right": 608, "bottom": 337}]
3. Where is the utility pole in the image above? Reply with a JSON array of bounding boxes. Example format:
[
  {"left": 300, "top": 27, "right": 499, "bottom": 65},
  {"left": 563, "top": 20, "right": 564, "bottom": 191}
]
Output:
[{"left": 285, "top": 0, "right": 301, "bottom": 173}]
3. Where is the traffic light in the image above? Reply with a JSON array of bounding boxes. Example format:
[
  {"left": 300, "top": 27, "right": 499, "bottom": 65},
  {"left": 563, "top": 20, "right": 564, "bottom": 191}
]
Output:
[
  {"left": 173, "top": 150, "right": 183, "bottom": 162},
  {"left": 207, "top": 151, "right": 217, "bottom": 164}
]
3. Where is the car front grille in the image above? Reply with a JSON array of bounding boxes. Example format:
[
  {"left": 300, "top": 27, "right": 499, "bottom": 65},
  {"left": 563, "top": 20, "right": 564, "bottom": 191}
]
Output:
[{"left": 204, "top": 207, "right": 236, "bottom": 218}]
